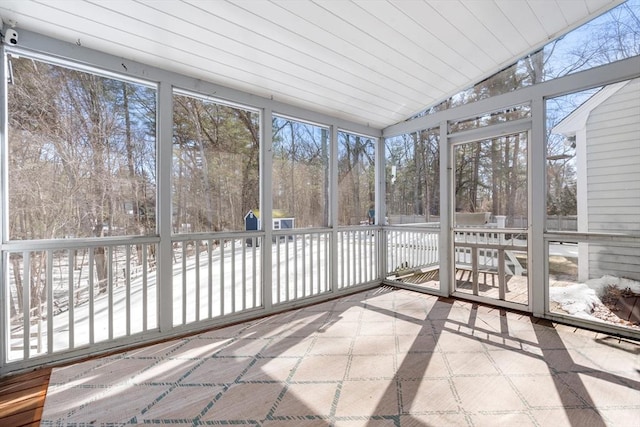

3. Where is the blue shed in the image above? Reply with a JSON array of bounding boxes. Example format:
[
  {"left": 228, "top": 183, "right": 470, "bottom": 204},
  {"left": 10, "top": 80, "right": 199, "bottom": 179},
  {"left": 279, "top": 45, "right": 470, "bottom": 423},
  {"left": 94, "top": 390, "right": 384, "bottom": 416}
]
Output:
[{"left": 244, "top": 209, "right": 295, "bottom": 246}]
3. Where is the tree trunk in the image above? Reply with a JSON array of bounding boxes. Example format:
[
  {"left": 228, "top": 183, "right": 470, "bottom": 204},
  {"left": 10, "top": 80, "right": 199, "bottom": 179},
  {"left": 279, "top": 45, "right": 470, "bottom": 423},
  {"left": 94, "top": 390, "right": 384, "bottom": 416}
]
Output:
[
  {"left": 10, "top": 255, "right": 22, "bottom": 317},
  {"left": 470, "top": 144, "right": 482, "bottom": 212},
  {"left": 491, "top": 139, "right": 499, "bottom": 215},
  {"left": 94, "top": 245, "right": 108, "bottom": 293}
]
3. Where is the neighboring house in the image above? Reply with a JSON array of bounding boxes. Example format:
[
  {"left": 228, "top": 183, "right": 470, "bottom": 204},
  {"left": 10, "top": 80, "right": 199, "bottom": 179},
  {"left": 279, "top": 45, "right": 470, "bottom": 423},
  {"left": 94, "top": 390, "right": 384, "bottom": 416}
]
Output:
[{"left": 552, "top": 78, "right": 640, "bottom": 282}]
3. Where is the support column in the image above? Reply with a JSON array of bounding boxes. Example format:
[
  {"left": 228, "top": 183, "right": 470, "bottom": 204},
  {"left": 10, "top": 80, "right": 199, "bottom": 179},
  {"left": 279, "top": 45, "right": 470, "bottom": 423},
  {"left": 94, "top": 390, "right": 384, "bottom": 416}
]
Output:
[
  {"left": 330, "top": 125, "right": 339, "bottom": 294},
  {"left": 0, "top": 44, "right": 7, "bottom": 368},
  {"left": 375, "top": 134, "right": 386, "bottom": 280},
  {"left": 157, "top": 81, "right": 173, "bottom": 332},
  {"left": 261, "top": 107, "right": 273, "bottom": 309},
  {"left": 439, "top": 122, "right": 451, "bottom": 296},
  {"left": 531, "top": 99, "right": 546, "bottom": 316}
]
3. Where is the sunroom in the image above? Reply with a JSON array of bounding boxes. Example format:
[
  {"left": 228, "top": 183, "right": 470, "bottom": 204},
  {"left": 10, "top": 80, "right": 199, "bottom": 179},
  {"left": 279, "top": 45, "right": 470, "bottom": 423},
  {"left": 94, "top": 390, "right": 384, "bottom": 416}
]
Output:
[{"left": 0, "top": 0, "right": 639, "bottom": 424}]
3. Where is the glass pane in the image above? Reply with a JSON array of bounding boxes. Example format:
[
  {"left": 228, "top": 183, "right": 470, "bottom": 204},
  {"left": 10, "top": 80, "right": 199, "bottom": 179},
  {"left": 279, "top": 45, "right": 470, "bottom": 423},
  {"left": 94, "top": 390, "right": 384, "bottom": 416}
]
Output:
[
  {"left": 449, "top": 105, "right": 530, "bottom": 134},
  {"left": 337, "top": 132, "right": 376, "bottom": 226},
  {"left": 7, "top": 56, "right": 157, "bottom": 239},
  {"left": 546, "top": 77, "right": 640, "bottom": 331},
  {"left": 549, "top": 240, "right": 640, "bottom": 330},
  {"left": 454, "top": 133, "right": 528, "bottom": 228},
  {"left": 547, "top": 79, "right": 640, "bottom": 235},
  {"left": 384, "top": 129, "right": 440, "bottom": 291},
  {"left": 385, "top": 128, "right": 440, "bottom": 224},
  {"left": 272, "top": 117, "right": 329, "bottom": 229},
  {"left": 542, "top": 0, "right": 640, "bottom": 78},
  {"left": 172, "top": 93, "right": 260, "bottom": 233}
]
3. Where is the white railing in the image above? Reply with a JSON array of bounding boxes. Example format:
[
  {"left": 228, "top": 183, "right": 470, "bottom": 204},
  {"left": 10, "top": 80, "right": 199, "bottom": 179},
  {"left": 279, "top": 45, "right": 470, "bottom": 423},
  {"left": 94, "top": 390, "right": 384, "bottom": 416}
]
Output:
[
  {"left": 272, "top": 229, "right": 330, "bottom": 305},
  {"left": 1, "top": 225, "right": 533, "bottom": 372},
  {"left": 171, "top": 234, "right": 263, "bottom": 326},
  {"left": 5, "top": 238, "right": 159, "bottom": 363},
  {"left": 453, "top": 228, "right": 528, "bottom": 300},
  {"left": 3, "top": 227, "right": 387, "bottom": 372},
  {"left": 454, "top": 229, "right": 527, "bottom": 277},
  {"left": 382, "top": 227, "right": 528, "bottom": 298},
  {"left": 386, "top": 226, "right": 439, "bottom": 276},
  {"left": 337, "top": 227, "right": 379, "bottom": 289},
  {"left": 383, "top": 226, "right": 440, "bottom": 292}
]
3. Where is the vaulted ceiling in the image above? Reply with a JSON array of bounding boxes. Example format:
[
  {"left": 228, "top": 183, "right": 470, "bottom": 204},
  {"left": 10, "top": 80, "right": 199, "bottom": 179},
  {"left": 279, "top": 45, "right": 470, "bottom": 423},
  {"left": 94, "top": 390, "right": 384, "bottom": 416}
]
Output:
[{"left": 0, "top": 0, "right": 622, "bottom": 129}]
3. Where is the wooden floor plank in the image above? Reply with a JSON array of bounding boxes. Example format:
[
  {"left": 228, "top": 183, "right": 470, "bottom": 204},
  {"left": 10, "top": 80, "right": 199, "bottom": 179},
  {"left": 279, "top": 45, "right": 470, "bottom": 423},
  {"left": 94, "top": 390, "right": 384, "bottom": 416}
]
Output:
[
  {"left": 0, "top": 385, "right": 47, "bottom": 414},
  {"left": 1, "top": 406, "right": 43, "bottom": 427},
  {"left": 0, "top": 376, "right": 49, "bottom": 396},
  {"left": 0, "top": 368, "right": 50, "bottom": 427}
]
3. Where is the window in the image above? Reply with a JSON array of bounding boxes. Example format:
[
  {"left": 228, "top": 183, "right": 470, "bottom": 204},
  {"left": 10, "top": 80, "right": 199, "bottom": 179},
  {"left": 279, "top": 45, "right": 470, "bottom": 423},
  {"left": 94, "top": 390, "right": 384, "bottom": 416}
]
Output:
[
  {"left": 172, "top": 92, "right": 260, "bottom": 233},
  {"left": 337, "top": 131, "right": 376, "bottom": 226},
  {"left": 7, "top": 55, "right": 157, "bottom": 240},
  {"left": 272, "top": 116, "right": 329, "bottom": 228},
  {"left": 546, "top": 78, "right": 640, "bottom": 331},
  {"left": 385, "top": 128, "right": 440, "bottom": 224}
]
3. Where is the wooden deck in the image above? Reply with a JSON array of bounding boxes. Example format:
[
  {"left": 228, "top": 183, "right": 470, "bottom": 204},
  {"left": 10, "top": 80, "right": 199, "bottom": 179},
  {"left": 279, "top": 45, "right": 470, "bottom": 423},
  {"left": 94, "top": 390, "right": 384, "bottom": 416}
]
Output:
[
  {"left": 455, "top": 268, "right": 529, "bottom": 305},
  {"left": 0, "top": 368, "right": 51, "bottom": 427},
  {"left": 388, "top": 267, "right": 530, "bottom": 305}
]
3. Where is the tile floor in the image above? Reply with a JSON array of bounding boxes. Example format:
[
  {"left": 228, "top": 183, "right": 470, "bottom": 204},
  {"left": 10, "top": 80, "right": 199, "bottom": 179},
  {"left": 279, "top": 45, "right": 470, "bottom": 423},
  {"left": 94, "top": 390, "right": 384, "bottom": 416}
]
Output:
[{"left": 41, "top": 287, "right": 640, "bottom": 426}]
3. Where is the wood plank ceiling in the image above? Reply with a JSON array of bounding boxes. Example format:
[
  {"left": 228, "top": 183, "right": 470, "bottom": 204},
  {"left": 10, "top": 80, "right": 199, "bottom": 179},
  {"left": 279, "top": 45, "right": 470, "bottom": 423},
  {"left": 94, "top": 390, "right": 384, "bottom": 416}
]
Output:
[{"left": 0, "top": 0, "right": 622, "bottom": 129}]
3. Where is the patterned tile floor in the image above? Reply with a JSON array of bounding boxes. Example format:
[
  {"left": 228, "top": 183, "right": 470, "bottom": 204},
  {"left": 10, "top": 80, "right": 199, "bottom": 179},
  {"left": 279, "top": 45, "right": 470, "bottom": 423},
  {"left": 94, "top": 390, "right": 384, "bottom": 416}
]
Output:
[{"left": 42, "top": 287, "right": 640, "bottom": 426}]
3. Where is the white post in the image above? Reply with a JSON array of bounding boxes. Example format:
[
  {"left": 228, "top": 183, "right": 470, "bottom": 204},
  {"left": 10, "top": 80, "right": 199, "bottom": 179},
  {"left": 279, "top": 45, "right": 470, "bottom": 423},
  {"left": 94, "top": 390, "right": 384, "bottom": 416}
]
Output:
[
  {"left": 530, "top": 103, "right": 546, "bottom": 317},
  {"left": 262, "top": 107, "right": 273, "bottom": 310},
  {"left": 439, "top": 122, "right": 451, "bottom": 297},
  {"left": 157, "top": 81, "right": 173, "bottom": 332}
]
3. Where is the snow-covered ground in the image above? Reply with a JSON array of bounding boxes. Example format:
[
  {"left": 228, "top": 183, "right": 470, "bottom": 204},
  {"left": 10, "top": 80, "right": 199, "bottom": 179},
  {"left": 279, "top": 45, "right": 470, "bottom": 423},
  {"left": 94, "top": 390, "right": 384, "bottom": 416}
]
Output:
[{"left": 550, "top": 275, "right": 640, "bottom": 326}]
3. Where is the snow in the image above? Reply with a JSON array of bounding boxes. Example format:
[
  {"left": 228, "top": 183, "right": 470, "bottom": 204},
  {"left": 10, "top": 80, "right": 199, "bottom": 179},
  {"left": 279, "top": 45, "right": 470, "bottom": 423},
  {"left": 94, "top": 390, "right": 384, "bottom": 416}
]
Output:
[
  {"left": 549, "top": 283, "right": 601, "bottom": 320},
  {"left": 549, "top": 275, "right": 640, "bottom": 323}
]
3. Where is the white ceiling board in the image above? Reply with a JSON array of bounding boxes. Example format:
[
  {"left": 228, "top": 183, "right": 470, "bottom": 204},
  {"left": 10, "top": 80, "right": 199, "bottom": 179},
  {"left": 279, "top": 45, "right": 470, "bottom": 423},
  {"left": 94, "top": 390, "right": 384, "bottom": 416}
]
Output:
[
  {"left": 0, "top": 0, "right": 623, "bottom": 129},
  {"left": 270, "top": 0, "right": 440, "bottom": 93},
  {"left": 394, "top": 1, "right": 489, "bottom": 78},
  {"left": 312, "top": 0, "right": 461, "bottom": 88},
  {"left": 462, "top": 1, "right": 527, "bottom": 55},
  {"left": 557, "top": 0, "right": 591, "bottom": 23},
  {"left": 526, "top": 1, "right": 569, "bottom": 37},
  {"left": 499, "top": 1, "right": 550, "bottom": 45},
  {"left": 99, "top": 1, "right": 409, "bottom": 119},
  {"left": 185, "top": 0, "right": 426, "bottom": 108},
  {"left": 346, "top": 0, "right": 468, "bottom": 86}
]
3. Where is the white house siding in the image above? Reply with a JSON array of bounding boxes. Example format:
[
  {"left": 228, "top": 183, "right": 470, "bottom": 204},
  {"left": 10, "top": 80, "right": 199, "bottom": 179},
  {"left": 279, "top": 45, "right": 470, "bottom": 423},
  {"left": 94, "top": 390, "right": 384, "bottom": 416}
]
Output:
[{"left": 585, "top": 78, "right": 640, "bottom": 280}]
